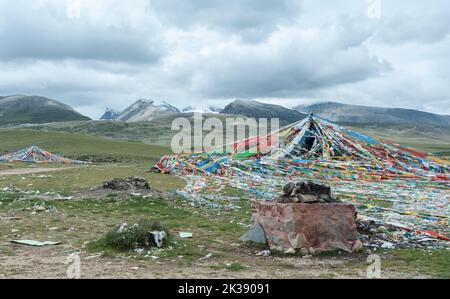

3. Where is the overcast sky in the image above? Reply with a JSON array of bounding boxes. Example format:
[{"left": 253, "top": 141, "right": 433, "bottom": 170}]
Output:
[{"left": 0, "top": 0, "right": 449, "bottom": 118}]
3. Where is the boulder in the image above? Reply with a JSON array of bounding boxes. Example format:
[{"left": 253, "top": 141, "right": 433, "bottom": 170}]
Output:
[
  {"left": 240, "top": 222, "right": 267, "bottom": 244},
  {"left": 252, "top": 201, "right": 358, "bottom": 253}
]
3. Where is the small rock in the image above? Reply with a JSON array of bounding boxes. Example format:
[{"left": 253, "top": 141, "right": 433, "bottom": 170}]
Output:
[
  {"left": 284, "top": 248, "right": 296, "bottom": 255},
  {"left": 352, "top": 240, "right": 363, "bottom": 252},
  {"left": 283, "top": 183, "right": 295, "bottom": 196},
  {"left": 33, "top": 205, "right": 46, "bottom": 212},
  {"left": 300, "top": 248, "right": 309, "bottom": 256}
]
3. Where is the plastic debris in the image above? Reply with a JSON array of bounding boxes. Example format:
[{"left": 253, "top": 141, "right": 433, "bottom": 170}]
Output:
[
  {"left": 199, "top": 253, "right": 213, "bottom": 261},
  {"left": 179, "top": 232, "right": 193, "bottom": 238},
  {"left": 255, "top": 250, "right": 271, "bottom": 257},
  {"left": 11, "top": 240, "right": 60, "bottom": 246}
]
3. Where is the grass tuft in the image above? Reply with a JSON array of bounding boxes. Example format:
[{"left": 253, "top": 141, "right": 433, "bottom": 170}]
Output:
[{"left": 89, "top": 219, "right": 168, "bottom": 252}]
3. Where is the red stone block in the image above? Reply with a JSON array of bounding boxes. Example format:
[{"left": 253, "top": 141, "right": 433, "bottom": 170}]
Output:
[{"left": 252, "top": 201, "right": 359, "bottom": 254}]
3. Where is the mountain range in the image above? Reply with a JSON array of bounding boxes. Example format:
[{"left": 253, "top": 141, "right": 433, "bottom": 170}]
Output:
[
  {"left": 100, "top": 100, "right": 223, "bottom": 122},
  {"left": 2, "top": 95, "right": 449, "bottom": 129},
  {"left": 295, "top": 102, "right": 450, "bottom": 127}
]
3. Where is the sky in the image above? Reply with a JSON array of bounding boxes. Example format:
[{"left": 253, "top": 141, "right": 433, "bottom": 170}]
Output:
[{"left": 0, "top": 0, "right": 449, "bottom": 118}]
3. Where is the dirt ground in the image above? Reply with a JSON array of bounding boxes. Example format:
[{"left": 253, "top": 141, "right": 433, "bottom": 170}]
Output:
[
  {"left": 0, "top": 167, "right": 73, "bottom": 177},
  {"left": 0, "top": 241, "right": 425, "bottom": 279}
]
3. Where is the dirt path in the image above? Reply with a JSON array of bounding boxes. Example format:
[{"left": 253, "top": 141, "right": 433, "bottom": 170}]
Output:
[{"left": 0, "top": 167, "right": 73, "bottom": 177}]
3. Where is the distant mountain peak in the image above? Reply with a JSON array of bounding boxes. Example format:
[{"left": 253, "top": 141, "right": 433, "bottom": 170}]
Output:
[
  {"left": 0, "top": 95, "right": 90, "bottom": 126},
  {"left": 114, "top": 98, "right": 181, "bottom": 122},
  {"left": 100, "top": 108, "right": 120, "bottom": 120}
]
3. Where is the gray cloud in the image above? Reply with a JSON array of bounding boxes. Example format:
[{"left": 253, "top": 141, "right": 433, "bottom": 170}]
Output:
[
  {"left": 373, "top": 10, "right": 450, "bottom": 44},
  {"left": 149, "top": 0, "right": 302, "bottom": 41},
  {"left": 0, "top": 0, "right": 165, "bottom": 63},
  {"left": 169, "top": 23, "right": 389, "bottom": 99}
]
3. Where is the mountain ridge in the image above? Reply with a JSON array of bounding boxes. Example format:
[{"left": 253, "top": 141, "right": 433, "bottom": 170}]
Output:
[
  {"left": 294, "top": 101, "right": 450, "bottom": 127},
  {"left": 221, "top": 99, "right": 307, "bottom": 126},
  {"left": 0, "top": 95, "right": 90, "bottom": 126}
]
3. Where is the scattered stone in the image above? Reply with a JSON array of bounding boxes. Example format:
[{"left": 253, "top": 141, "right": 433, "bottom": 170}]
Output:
[
  {"left": 277, "top": 181, "right": 341, "bottom": 204},
  {"left": 352, "top": 240, "right": 363, "bottom": 252},
  {"left": 32, "top": 205, "right": 46, "bottom": 212},
  {"left": 300, "top": 248, "right": 309, "bottom": 256},
  {"left": 74, "top": 177, "right": 167, "bottom": 200},
  {"left": 239, "top": 222, "right": 267, "bottom": 244},
  {"left": 103, "top": 177, "right": 151, "bottom": 191},
  {"left": 284, "top": 248, "right": 296, "bottom": 255}
]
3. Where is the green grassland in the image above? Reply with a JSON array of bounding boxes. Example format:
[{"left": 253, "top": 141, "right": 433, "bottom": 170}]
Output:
[
  {"left": 0, "top": 128, "right": 170, "bottom": 163},
  {"left": 11, "top": 116, "right": 450, "bottom": 155},
  {"left": 347, "top": 123, "right": 450, "bottom": 154},
  {"left": 10, "top": 113, "right": 235, "bottom": 146}
]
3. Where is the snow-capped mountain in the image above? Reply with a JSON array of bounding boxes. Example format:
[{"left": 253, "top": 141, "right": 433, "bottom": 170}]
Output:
[
  {"left": 181, "top": 105, "right": 223, "bottom": 114},
  {"left": 115, "top": 99, "right": 181, "bottom": 122},
  {"left": 99, "top": 99, "right": 225, "bottom": 122}
]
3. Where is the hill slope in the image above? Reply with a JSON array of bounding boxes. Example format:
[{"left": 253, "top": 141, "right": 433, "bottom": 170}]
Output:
[
  {"left": 221, "top": 99, "right": 306, "bottom": 126},
  {"left": 0, "top": 95, "right": 90, "bottom": 126},
  {"left": 295, "top": 102, "right": 450, "bottom": 127}
]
